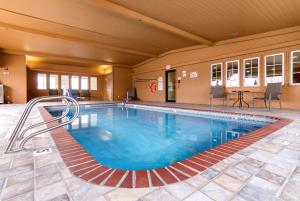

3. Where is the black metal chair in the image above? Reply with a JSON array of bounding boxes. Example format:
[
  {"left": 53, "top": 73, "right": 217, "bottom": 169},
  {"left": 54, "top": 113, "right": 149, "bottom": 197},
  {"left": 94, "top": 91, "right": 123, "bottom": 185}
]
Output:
[
  {"left": 252, "top": 83, "right": 282, "bottom": 110},
  {"left": 80, "top": 90, "right": 90, "bottom": 100},
  {"left": 210, "top": 86, "right": 227, "bottom": 108},
  {"left": 48, "top": 89, "right": 58, "bottom": 96}
]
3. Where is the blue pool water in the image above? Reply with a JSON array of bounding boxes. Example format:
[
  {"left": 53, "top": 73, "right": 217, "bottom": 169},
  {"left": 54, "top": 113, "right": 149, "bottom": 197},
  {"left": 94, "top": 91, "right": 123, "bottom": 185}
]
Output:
[{"left": 46, "top": 104, "right": 270, "bottom": 170}]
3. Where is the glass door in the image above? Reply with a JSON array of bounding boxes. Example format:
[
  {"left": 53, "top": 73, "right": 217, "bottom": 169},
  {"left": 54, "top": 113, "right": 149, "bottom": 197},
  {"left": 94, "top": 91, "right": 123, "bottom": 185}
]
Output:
[{"left": 166, "top": 70, "right": 176, "bottom": 102}]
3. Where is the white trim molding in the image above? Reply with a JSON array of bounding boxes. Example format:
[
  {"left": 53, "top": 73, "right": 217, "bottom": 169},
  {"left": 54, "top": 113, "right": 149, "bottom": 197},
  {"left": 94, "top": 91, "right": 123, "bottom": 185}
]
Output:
[
  {"left": 290, "top": 50, "right": 300, "bottom": 86},
  {"left": 243, "top": 57, "right": 260, "bottom": 87},
  {"left": 264, "top": 53, "right": 285, "bottom": 86},
  {"left": 210, "top": 63, "right": 223, "bottom": 86},
  {"left": 225, "top": 60, "right": 240, "bottom": 88}
]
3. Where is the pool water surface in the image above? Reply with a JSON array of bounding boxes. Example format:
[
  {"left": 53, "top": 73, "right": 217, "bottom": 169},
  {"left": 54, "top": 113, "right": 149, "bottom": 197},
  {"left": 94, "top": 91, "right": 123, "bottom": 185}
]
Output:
[{"left": 46, "top": 104, "right": 270, "bottom": 170}]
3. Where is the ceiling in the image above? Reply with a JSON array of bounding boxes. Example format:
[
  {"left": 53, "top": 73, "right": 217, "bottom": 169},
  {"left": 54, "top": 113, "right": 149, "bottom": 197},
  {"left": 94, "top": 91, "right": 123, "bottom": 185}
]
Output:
[
  {"left": 111, "top": 0, "right": 300, "bottom": 41},
  {"left": 0, "top": 0, "right": 299, "bottom": 67}
]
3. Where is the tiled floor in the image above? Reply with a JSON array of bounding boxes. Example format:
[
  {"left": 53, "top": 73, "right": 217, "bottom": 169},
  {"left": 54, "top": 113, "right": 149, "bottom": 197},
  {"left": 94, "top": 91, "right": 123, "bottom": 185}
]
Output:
[{"left": 0, "top": 102, "right": 300, "bottom": 201}]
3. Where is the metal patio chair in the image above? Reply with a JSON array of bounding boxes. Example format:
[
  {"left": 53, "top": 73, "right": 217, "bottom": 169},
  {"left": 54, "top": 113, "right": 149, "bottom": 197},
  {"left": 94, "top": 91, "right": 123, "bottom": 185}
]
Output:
[
  {"left": 252, "top": 82, "right": 282, "bottom": 110},
  {"left": 210, "top": 86, "right": 227, "bottom": 108},
  {"left": 48, "top": 89, "right": 58, "bottom": 96},
  {"left": 80, "top": 90, "right": 90, "bottom": 100}
]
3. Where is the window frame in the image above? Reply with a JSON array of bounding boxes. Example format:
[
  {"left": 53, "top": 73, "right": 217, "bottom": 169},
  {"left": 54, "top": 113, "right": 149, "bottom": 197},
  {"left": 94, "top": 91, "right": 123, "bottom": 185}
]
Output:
[
  {"left": 49, "top": 74, "right": 58, "bottom": 90},
  {"left": 71, "top": 75, "right": 80, "bottom": 90},
  {"left": 243, "top": 57, "right": 260, "bottom": 87},
  {"left": 90, "top": 76, "right": 97, "bottom": 91},
  {"left": 37, "top": 73, "right": 47, "bottom": 90},
  {"left": 60, "top": 75, "right": 69, "bottom": 90},
  {"left": 290, "top": 50, "right": 300, "bottom": 86},
  {"left": 80, "top": 76, "right": 89, "bottom": 90},
  {"left": 264, "top": 53, "right": 285, "bottom": 86},
  {"left": 225, "top": 60, "right": 240, "bottom": 88},
  {"left": 210, "top": 63, "right": 223, "bottom": 86}
]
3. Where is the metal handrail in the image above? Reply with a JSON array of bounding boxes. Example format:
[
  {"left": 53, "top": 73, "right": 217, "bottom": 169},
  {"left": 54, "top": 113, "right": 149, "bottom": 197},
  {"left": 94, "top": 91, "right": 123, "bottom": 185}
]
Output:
[
  {"left": 18, "top": 100, "right": 71, "bottom": 139},
  {"left": 5, "top": 96, "right": 80, "bottom": 153},
  {"left": 8, "top": 97, "right": 40, "bottom": 141}
]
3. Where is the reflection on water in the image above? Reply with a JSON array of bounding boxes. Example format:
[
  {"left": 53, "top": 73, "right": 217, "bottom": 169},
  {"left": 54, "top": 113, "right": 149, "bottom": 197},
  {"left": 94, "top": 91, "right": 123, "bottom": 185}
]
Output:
[{"left": 99, "top": 130, "right": 112, "bottom": 141}]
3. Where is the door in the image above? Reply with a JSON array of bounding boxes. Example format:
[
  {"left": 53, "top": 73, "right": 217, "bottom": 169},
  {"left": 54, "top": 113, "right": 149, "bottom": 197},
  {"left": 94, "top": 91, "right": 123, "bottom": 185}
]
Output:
[
  {"left": 103, "top": 73, "right": 113, "bottom": 101},
  {"left": 166, "top": 70, "right": 176, "bottom": 102}
]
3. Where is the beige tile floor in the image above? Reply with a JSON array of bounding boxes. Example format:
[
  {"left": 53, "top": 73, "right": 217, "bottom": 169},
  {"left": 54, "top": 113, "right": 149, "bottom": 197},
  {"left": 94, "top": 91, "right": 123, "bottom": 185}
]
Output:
[{"left": 0, "top": 102, "right": 299, "bottom": 201}]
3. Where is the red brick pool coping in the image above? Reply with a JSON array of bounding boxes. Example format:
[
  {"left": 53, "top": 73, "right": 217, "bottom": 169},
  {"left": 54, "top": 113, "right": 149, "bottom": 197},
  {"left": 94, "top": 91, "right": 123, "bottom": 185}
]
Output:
[{"left": 38, "top": 105, "right": 292, "bottom": 188}]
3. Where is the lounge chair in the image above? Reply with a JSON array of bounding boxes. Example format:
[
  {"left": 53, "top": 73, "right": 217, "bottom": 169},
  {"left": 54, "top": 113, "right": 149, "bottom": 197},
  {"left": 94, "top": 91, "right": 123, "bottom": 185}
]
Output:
[
  {"left": 252, "top": 82, "right": 282, "bottom": 110},
  {"left": 210, "top": 86, "right": 227, "bottom": 108},
  {"left": 65, "top": 89, "right": 79, "bottom": 99}
]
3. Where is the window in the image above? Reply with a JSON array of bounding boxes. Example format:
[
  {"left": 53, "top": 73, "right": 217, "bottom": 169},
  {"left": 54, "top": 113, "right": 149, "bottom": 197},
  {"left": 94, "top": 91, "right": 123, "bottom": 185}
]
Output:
[
  {"left": 61, "top": 75, "right": 69, "bottom": 89},
  {"left": 243, "top": 57, "right": 260, "bottom": 87},
  {"left": 226, "top": 60, "right": 239, "bottom": 87},
  {"left": 210, "top": 63, "right": 222, "bottom": 86},
  {"left": 90, "top": 77, "right": 97, "bottom": 90},
  {"left": 71, "top": 75, "right": 79, "bottom": 89},
  {"left": 49, "top": 74, "right": 58, "bottom": 89},
  {"left": 37, "top": 73, "right": 47, "bottom": 89},
  {"left": 265, "top": 53, "right": 284, "bottom": 85},
  {"left": 291, "top": 50, "right": 300, "bottom": 85},
  {"left": 81, "top": 76, "right": 89, "bottom": 90}
]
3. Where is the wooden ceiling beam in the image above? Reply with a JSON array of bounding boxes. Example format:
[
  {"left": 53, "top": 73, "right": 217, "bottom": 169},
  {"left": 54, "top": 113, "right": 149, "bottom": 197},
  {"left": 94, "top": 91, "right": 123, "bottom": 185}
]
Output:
[
  {"left": 0, "top": 20, "right": 156, "bottom": 58},
  {"left": 90, "top": 0, "right": 214, "bottom": 46},
  {"left": 1, "top": 48, "right": 131, "bottom": 68}
]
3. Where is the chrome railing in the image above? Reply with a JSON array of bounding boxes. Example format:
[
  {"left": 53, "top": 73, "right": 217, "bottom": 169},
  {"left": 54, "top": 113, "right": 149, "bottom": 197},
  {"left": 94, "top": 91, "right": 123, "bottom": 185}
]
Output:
[{"left": 5, "top": 96, "right": 80, "bottom": 153}]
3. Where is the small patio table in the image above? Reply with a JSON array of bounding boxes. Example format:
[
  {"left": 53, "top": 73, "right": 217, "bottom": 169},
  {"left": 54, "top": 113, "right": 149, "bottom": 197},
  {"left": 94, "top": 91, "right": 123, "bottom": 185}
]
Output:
[{"left": 232, "top": 90, "right": 250, "bottom": 108}]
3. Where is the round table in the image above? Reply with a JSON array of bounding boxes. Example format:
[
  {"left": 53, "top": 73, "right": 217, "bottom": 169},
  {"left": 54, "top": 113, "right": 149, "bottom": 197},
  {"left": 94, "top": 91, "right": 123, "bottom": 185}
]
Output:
[{"left": 232, "top": 90, "right": 250, "bottom": 108}]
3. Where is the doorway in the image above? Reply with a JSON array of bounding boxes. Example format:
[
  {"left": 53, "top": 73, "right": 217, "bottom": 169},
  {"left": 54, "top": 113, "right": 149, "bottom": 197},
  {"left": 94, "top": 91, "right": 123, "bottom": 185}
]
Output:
[{"left": 166, "top": 70, "right": 176, "bottom": 102}]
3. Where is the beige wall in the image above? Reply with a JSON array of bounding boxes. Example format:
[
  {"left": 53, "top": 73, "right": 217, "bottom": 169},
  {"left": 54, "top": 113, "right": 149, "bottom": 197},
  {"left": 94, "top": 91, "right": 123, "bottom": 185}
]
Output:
[
  {"left": 133, "top": 70, "right": 165, "bottom": 101},
  {"left": 0, "top": 53, "right": 27, "bottom": 103},
  {"left": 102, "top": 73, "right": 113, "bottom": 101},
  {"left": 113, "top": 66, "right": 132, "bottom": 101},
  {"left": 133, "top": 28, "right": 300, "bottom": 109},
  {"left": 27, "top": 63, "right": 103, "bottom": 101}
]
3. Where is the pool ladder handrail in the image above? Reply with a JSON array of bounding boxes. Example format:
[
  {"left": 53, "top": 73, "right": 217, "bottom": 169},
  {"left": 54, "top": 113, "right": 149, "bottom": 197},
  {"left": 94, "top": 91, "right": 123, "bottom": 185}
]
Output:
[{"left": 5, "top": 96, "right": 80, "bottom": 153}]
